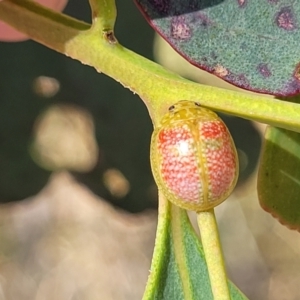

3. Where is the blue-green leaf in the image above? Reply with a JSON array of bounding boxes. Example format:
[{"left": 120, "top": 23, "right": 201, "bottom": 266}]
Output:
[{"left": 135, "top": 0, "right": 300, "bottom": 96}]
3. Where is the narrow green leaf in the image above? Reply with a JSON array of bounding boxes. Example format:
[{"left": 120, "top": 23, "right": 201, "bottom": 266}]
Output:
[
  {"left": 143, "top": 196, "right": 248, "bottom": 299},
  {"left": 258, "top": 126, "right": 300, "bottom": 230}
]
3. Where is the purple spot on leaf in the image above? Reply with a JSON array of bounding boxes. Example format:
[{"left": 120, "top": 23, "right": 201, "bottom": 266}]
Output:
[
  {"left": 198, "top": 13, "right": 213, "bottom": 27},
  {"left": 258, "top": 63, "right": 272, "bottom": 77},
  {"left": 171, "top": 16, "right": 191, "bottom": 40},
  {"left": 294, "top": 63, "right": 300, "bottom": 81},
  {"left": 275, "top": 7, "right": 297, "bottom": 31},
  {"left": 237, "top": 74, "right": 250, "bottom": 89},
  {"left": 227, "top": 72, "right": 250, "bottom": 90},
  {"left": 282, "top": 78, "right": 300, "bottom": 95},
  {"left": 237, "top": 0, "right": 247, "bottom": 8}
]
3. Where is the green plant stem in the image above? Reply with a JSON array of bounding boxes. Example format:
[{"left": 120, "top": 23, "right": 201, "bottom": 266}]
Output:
[
  {"left": 1, "top": 0, "right": 300, "bottom": 132},
  {"left": 88, "top": 0, "right": 117, "bottom": 31},
  {"left": 197, "top": 209, "right": 230, "bottom": 300}
]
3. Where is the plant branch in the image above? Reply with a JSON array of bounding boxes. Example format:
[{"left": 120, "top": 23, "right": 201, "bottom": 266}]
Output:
[
  {"left": 89, "top": 0, "right": 117, "bottom": 31},
  {"left": 1, "top": 0, "right": 300, "bottom": 131},
  {"left": 197, "top": 209, "right": 230, "bottom": 300}
]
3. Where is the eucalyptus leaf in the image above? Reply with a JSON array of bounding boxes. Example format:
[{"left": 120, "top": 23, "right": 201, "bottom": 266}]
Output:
[
  {"left": 258, "top": 127, "right": 300, "bottom": 230},
  {"left": 143, "top": 201, "right": 248, "bottom": 299},
  {"left": 135, "top": 0, "right": 300, "bottom": 96}
]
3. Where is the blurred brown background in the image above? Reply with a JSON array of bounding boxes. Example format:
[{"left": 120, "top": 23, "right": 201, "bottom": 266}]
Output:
[{"left": 0, "top": 0, "right": 299, "bottom": 299}]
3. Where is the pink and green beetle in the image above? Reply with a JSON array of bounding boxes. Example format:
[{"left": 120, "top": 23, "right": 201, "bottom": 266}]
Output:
[{"left": 150, "top": 100, "right": 239, "bottom": 212}]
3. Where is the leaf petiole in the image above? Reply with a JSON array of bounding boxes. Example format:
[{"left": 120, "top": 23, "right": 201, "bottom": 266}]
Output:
[
  {"left": 197, "top": 209, "right": 230, "bottom": 300},
  {"left": 89, "top": 0, "right": 117, "bottom": 31}
]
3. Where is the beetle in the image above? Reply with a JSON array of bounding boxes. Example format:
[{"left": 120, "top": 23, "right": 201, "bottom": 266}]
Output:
[{"left": 150, "top": 100, "right": 238, "bottom": 211}]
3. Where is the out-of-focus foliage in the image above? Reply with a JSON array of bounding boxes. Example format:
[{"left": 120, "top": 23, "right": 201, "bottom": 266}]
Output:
[
  {"left": 0, "top": 0, "right": 155, "bottom": 212},
  {"left": 258, "top": 127, "right": 300, "bottom": 230},
  {"left": 0, "top": 173, "right": 157, "bottom": 300}
]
